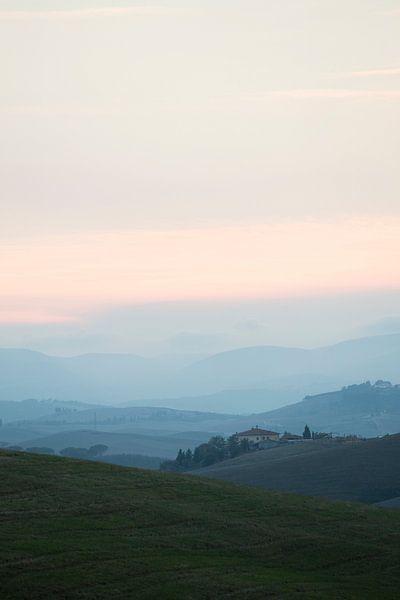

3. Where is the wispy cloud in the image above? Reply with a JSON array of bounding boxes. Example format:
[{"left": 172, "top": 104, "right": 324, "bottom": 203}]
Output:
[
  {"left": 0, "top": 104, "right": 116, "bottom": 117},
  {"left": 0, "top": 309, "right": 78, "bottom": 325},
  {"left": 265, "top": 89, "right": 400, "bottom": 100},
  {"left": 0, "top": 7, "right": 166, "bottom": 20},
  {"left": 383, "top": 8, "right": 400, "bottom": 16},
  {"left": 1, "top": 217, "right": 399, "bottom": 324},
  {"left": 327, "top": 68, "right": 400, "bottom": 79}
]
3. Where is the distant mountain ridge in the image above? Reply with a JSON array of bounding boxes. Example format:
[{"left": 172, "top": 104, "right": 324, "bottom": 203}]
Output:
[
  {"left": 182, "top": 333, "right": 400, "bottom": 387},
  {"left": 0, "top": 333, "right": 399, "bottom": 412},
  {"left": 0, "top": 348, "right": 160, "bottom": 405}
]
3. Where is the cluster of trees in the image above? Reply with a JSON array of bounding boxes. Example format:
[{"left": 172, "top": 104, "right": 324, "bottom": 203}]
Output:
[
  {"left": 59, "top": 444, "right": 108, "bottom": 459},
  {"left": 303, "top": 425, "right": 332, "bottom": 440},
  {"left": 5, "top": 444, "right": 167, "bottom": 469},
  {"left": 6, "top": 445, "right": 55, "bottom": 454},
  {"left": 160, "top": 435, "right": 251, "bottom": 472}
]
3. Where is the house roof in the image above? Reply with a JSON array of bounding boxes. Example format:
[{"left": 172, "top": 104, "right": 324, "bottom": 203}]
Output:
[{"left": 237, "top": 427, "right": 279, "bottom": 437}]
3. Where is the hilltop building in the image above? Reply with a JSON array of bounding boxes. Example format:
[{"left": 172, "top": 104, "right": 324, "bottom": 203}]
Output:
[{"left": 236, "top": 427, "right": 280, "bottom": 444}]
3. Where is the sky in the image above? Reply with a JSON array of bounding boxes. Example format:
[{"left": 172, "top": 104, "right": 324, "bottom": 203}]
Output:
[{"left": 1, "top": 0, "right": 400, "bottom": 356}]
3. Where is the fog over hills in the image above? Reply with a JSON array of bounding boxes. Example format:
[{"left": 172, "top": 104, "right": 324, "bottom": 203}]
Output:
[
  {"left": 2, "top": 382, "right": 399, "bottom": 451},
  {"left": 182, "top": 333, "right": 400, "bottom": 391},
  {"left": 0, "top": 333, "right": 399, "bottom": 413},
  {"left": 0, "top": 349, "right": 158, "bottom": 404},
  {"left": 0, "top": 397, "right": 99, "bottom": 423}
]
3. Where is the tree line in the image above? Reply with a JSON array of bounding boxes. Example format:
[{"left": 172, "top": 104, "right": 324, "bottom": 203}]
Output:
[
  {"left": 59, "top": 444, "right": 108, "bottom": 458},
  {"left": 160, "top": 435, "right": 252, "bottom": 472},
  {"left": 161, "top": 426, "right": 335, "bottom": 472}
]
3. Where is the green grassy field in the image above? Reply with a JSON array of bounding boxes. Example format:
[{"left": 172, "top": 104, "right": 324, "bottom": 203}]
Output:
[{"left": 1, "top": 451, "right": 400, "bottom": 599}]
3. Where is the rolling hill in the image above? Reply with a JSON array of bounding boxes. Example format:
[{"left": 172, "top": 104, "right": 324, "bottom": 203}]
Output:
[
  {"left": 18, "top": 429, "right": 213, "bottom": 459},
  {"left": 0, "top": 397, "right": 102, "bottom": 424},
  {"left": 4, "top": 381, "right": 400, "bottom": 445},
  {"left": 250, "top": 381, "right": 400, "bottom": 437},
  {"left": 27, "top": 404, "right": 237, "bottom": 431},
  {"left": 1, "top": 450, "right": 400, "bottom": 599},
  {"left": 196, "top": 434, "right": 400, "bottom": 504}
]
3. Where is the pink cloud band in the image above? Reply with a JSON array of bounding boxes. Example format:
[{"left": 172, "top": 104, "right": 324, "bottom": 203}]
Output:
[{"left": 1, "top": 217, "right": 399, "bottom": 324}]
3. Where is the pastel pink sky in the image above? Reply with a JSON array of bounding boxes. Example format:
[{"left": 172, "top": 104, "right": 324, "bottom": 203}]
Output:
[
  {"left": 1, "top": 1, "right": 400, "bottom": 350},
  {"left": 1, "top": 217, "right": 399, "bottom": 324}
]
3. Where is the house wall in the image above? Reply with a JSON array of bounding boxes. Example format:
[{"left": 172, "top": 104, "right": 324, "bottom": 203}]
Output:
[{"left": 237, "top": 433, "right": 280, "bottom": 443}]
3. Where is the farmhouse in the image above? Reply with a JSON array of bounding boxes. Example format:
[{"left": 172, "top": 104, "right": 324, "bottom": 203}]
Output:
[{"left": 236, "top": 427, "right": 280, "bottom": 444}]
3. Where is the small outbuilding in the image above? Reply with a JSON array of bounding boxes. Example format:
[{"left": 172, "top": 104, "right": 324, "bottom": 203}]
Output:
[{"left": 280, "top": 433, "right": 304, "bottom": 443}]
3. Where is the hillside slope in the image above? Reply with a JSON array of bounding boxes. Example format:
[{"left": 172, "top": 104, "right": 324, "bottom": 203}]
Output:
[
  {"left": 1, "top": 451, "right": 400, "bottom": 599},
  {"left": 377, "top": 497, "right": 400, "bottom": 509},
  {"left": 196, "top": 434, "right": 400, "bottom": 503},
  {"left": 19, "top": 428, "right": 212, "bottom": 459},
  {"left": 251, "top": 381, "right": 400, "bottom": 437}
]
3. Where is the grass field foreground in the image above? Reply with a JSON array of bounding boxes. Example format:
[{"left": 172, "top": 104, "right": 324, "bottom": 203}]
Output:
[{"left": 1, "top": 450, "right": 400, "bottom": 599}]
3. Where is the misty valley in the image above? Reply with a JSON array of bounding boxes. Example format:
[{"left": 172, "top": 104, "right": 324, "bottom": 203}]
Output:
[{"left": 1, "top": 335, "right": 400, "bottom": 598}]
